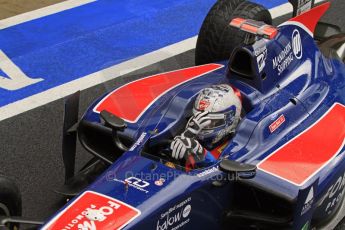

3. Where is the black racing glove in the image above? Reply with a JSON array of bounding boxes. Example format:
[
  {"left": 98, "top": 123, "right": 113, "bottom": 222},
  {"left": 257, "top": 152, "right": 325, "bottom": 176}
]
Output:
[
  {"left": 170, "top": 135, "right": 205, "bottom": 161},
  {"left": 184, "top": 111, "right": 211, "bottom": 138}
]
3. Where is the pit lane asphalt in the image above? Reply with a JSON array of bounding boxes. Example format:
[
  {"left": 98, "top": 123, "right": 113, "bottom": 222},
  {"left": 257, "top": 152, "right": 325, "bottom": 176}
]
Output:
[{"left": 0, "top": 0, "right": 344, "bottom": 227}]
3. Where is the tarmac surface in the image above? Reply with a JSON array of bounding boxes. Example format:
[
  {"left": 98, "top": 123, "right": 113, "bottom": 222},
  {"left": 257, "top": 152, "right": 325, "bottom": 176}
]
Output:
[
  {"left": 0, "top": 0, "right": 344, "bottom": 228},
  {"left": 0, "top": 0, "right": 65, "bottom": 19}
]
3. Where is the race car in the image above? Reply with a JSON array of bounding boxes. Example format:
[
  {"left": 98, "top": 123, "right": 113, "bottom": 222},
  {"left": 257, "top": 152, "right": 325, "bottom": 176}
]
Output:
[{"left": 0, "top": 0, "right": 345, "bottom": 229}]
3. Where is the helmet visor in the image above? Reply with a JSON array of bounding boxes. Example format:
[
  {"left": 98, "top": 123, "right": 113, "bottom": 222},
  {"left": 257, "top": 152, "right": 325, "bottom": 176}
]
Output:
[
  {"left": 203, "top": 118, "right": 225, "bottom": 130},
  {"left": 200, "top": 112, "right": 225, "bottom": 130}
]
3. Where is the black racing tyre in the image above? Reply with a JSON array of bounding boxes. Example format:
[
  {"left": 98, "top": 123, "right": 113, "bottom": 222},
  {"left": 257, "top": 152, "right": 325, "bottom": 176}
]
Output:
[
  {"left": 195, "top": 0, "right": 244, "bottom": 65},
  {"left": 0, "top": 177, "right": 22, "bottom": 230},
  {"left": 195, "top": 0, "right": 272, "bottom": 65}
]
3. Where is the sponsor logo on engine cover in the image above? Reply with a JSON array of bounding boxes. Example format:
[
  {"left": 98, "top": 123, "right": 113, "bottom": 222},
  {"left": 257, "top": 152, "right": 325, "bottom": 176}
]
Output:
[
  {"left": 41, "top": 191, "right": 140, "bottom": 230},
  {"left": 156, "top": 197, "right": 192, "bottom": 230},
  {"left": 272, "top": 41, "right": 293, "bottom": 75},
  {"left": 318, "top": 172, "right": 345, "bottom": 215},
  {"left": 272, "top": 29, "right": 303, "bottom": 75},
  {"left": 292, "top": 29, "right": 303, "bottom": 59},
  {"left": 253, "top": 40, "right": 267, "bottom": 72}
]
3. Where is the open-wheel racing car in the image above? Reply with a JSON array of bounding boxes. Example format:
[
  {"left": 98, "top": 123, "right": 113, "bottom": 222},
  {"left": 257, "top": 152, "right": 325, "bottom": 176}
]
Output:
[{"left": 1, "top": 0, "right": 345, "bottom": 229}]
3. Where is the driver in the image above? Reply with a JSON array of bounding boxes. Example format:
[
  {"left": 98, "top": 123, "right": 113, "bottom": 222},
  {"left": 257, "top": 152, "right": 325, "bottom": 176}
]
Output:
[{"left": 170, "top": 84, "right": 242, "bottom": 169}]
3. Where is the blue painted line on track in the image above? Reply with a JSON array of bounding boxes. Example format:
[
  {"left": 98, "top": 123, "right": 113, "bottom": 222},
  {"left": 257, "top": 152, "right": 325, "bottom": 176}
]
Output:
[
  {"left": 0, "top": 0, "right": 289, "bottom": 108},
  {"left": 252, "top": 0, "right": 288, "bottom": 8}
]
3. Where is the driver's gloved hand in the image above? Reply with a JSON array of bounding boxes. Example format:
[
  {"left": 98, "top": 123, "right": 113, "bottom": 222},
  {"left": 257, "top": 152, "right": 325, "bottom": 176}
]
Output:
[
  {"left": 184, "top": 111, "right": 211, "bottom": 138},
  {"left": 170, "top": 135, "right": 205, "bottom": 161}
]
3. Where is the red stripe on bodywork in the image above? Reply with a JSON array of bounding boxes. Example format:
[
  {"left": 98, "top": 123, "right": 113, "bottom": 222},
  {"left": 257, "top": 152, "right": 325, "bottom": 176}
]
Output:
[
  {"left": 94, "top": 64, "right": 223, "bottom": 123},
  {"left": 289, "top": 2, "right": 330, "bottom": 34},
  {"left": 259, "top": 103, "right": 345, "bottom": 186}
]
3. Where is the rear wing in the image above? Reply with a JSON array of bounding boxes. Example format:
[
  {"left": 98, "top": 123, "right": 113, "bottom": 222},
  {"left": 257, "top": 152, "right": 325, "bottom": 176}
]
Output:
[
  {"left": 288, "top": 0, "right": 315, "bottom": 16},
  {"left": 230, "top": 18, "right": 278, "bottom": 40}
]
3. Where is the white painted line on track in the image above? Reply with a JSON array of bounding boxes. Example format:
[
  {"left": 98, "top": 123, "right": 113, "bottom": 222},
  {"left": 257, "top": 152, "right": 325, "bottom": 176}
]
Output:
[
  {"left": 0, "top": 36, "right": 198, "bottom": 121},
  {"left": 269, "top": 2, "right": 293, "bottom": 18},
  {"left": 0, "top": 0, "right": 325, "bottom": 30},
  {"left": 0, "top": 0, "right": 96, "bottom": 29}
]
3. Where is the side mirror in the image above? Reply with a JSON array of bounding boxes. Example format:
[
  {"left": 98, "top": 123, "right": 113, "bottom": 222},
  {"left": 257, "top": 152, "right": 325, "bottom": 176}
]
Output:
[
  {"left": 100, "top": 110, "right": 127, "bottom": 131},
  {"left": 100, "top": 110, "right": 128, "bottom": 152},
  {"left": 219, "top": 159, "right": 256, "bottom": 179}
]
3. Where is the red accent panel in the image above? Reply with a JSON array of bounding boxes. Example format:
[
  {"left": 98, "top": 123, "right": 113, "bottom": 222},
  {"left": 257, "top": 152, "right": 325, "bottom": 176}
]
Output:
[
  {"left": 289, "top": 2, "right": 331, "bottom": 34},
  {"left": 94, "top": 64, "right": 223, "bottom": 122},
  {"left": 42, "top": 191, "right": 140, "bottom": 230},
  {"left": 259, "top": 103, "right": 345, "bottom": 185}
]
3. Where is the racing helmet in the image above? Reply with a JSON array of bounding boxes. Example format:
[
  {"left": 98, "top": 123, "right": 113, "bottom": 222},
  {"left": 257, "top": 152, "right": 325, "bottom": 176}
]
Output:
[{"left": 193, "top": 84, "right": 242, "bottom": 150}]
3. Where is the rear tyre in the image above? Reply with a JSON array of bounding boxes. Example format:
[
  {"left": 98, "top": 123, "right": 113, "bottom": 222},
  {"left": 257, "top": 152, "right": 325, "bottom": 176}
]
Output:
[
  {"left": 195, "top": 0, "right": 272, "bottom": 65},
  {"left": 0, "top": 177, "right": 22, "bottom": 230}
]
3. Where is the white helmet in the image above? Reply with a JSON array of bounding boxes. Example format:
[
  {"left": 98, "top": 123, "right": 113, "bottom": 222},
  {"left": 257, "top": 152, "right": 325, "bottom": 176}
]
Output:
[{"left": 193, "top": 84, "right": 241, "bottom": 149}]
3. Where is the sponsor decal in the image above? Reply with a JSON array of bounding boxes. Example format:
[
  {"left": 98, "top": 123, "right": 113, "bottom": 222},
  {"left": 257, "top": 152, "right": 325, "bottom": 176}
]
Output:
[
  {"left": 318, "top": 172, "right": 345, "bottom": 214},
  {"left": 113, "top": 177, "right": 150, "bottom": 194},
  {"left": 129, "top": 132, "right": 147, "bottom": 151},
  {"left": 293, "top": 180, "right": 318, "bottom": 230},
  {"left": 196, "top": 166, "right": 219, "bottom": 178},
  {"left": 198, "top": 100, "right": 210, "bottom": 110},
  {"left": 272, "top": 29, "right": 303, "bottom": 75},
  {"left": 269, "top": 114, "right": 286, "bottom": 133},
  {"left": 272, "top": 41, "right": 293, "bottom": 75},
  {"left": 253, "top": 40, "right": 267, "bottom": 72},
  {"left": 292, "top": 29, "right": 303, "bottom": 59},
  {"left": 156, "top": 197, "right": 192, "bottom": 230},
  {"left": 155, "top": 178, "right": 166, "bottom": 186},
  {"left": 85, "top": 208, "right": 107, "bottom": 222},
  {"left": 301, "top": 187, "right": 314, "bottom": 215},
  {"left": 42, "top": 191, "right": 140, "bottom": 230}
]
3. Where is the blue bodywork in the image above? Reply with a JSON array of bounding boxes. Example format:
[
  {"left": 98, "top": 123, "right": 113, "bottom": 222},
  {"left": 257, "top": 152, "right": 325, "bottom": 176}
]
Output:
[{"left": 42, "top": 10, "right": 345, "bottom": 230}]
